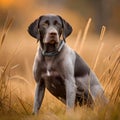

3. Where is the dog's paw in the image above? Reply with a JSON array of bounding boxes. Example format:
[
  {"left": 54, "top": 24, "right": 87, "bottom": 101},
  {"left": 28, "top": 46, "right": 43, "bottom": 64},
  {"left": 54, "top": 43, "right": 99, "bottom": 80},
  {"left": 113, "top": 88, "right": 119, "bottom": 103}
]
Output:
[
  {"left": 32, "top": 112, "right": 35, "bottom": 115},
  {"left": 32, "top": 111, "right": 39, "bottom": 115}
]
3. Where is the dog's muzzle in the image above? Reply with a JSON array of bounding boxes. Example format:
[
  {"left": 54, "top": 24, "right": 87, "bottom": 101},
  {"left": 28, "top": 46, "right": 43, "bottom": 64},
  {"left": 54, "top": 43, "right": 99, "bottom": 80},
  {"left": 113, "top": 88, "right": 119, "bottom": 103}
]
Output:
[
  {"left": 41, "top": 40, "right": 65, "bottom": 57},
  {"left": 44, "top": 27, "right": 59, "bottom": 44},
  {"left": 41, "top": 27, "right": 64, "bottom": 57}
]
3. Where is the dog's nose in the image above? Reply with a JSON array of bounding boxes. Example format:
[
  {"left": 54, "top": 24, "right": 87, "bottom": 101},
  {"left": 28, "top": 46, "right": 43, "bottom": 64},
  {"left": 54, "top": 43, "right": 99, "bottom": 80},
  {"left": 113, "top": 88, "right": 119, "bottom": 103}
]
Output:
[{"left": 49, "top": 32, "right": 57, "bottom": 36}]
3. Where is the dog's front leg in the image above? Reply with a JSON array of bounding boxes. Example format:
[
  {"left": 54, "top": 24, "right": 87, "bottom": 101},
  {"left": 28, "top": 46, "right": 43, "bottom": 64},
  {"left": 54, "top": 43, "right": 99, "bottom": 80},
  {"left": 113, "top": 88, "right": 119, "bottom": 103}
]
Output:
[
  {"left": 59, "top": 56, "right": 77, "bottom": 111},
  {"left": 65, "top": 76, "right": 77, "bottom": 111},
  {"left": 33, "top": 79, "right": 45, "bottom": 115}
]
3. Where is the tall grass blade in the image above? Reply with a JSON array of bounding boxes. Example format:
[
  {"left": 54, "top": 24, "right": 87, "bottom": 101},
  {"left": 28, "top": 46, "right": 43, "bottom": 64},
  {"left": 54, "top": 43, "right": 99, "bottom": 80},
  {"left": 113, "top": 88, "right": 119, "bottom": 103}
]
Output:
[
  {"left": 0, "top": 17, "right": 14, "bottom": 49},
  {"left": 92, "top": 26, "right": 106, "bottom": 71},
  {"left": 100, "top": 52, "right": 120, "bottom": 81},
  {"left": 74, "top": 30, "right": 82, "bottom": 51},
  {"left": 16, "top": 95, "right": 29, "bottom": 115},
  {"left": 99, "top": 26, "right": 106, "bottom": 42},
  {"left": 93, "top": 42, "right": 104, "bottom": 71},
  {"left": 104, "top": 55, "right": 120, "bottom": 90},
  {"left": 79, "top": 18, "right": 92, "bottom": 53}
]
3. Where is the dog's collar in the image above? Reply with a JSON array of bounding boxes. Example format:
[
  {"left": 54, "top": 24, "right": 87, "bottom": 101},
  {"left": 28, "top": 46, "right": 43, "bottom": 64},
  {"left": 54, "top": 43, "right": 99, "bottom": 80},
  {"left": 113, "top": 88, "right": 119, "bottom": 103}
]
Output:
[{"left": 41, "top": 40, "right": 65, "bottom": 57}]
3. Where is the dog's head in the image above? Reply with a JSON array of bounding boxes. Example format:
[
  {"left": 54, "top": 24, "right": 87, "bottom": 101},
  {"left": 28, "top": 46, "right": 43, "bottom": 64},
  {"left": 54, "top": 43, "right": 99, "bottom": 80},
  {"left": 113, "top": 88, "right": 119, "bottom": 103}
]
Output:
[{"left": 28, "top": 14, "right": 72, "bottom": 53}]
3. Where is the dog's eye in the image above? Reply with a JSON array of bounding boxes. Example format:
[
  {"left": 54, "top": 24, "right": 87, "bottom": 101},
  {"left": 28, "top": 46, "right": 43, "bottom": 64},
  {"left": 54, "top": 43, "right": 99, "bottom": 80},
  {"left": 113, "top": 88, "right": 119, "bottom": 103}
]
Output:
[
  {"left": 42, "top": 21, "right": 49, "bottom": 27},
  {"left": 54, "top": 20, "right": 61, "bottom": 27},
  {"left": 42, "top": 23, "right": 48, "bottom": 27}
]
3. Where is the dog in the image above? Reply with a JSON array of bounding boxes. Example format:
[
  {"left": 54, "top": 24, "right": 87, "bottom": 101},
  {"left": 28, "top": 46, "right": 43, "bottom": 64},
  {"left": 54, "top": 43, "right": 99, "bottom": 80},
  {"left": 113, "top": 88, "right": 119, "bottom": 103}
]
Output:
[{"left": 28, "top": 14, "right": 107, "bottom": 114}]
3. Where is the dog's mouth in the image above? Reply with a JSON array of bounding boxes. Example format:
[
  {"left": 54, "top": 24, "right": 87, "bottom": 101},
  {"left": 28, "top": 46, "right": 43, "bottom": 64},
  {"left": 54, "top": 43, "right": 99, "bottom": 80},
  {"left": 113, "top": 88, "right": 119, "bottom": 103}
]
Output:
[
  {"left": 41, "top": 39, "right": 65, "bottom": 56},
  {"left": 43, "top": 42, "right": 58, "bottom": 53}
]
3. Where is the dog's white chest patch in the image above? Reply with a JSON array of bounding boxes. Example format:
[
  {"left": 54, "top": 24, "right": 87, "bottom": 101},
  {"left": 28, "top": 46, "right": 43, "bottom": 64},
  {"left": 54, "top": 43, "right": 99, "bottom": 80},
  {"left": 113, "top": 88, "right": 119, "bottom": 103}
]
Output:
[{"left": 47, "top": 70, "right": 51, "bottom": 76}]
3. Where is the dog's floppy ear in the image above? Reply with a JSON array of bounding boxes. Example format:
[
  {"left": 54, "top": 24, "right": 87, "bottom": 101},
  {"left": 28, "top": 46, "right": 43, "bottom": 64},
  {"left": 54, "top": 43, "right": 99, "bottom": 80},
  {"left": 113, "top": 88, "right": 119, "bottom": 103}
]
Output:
[
  {"left": 28, "top": 16, "right": 42, "bottom": 40},
  {"left": 58, "top": 16, "right": 73, "bottom": 41}
]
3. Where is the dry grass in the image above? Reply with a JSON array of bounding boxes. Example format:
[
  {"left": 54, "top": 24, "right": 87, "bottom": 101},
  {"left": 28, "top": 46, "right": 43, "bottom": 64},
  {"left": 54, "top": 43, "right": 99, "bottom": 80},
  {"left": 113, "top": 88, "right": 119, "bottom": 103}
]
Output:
[
  {"left": 92, "top": 26, "right": 106, "bottom": 71},
  {"left": 0, "top": 17, "right": 120, "bottom": 120},
  {"left": 79, "top": 18, "right": 92, "bottom": 53}
]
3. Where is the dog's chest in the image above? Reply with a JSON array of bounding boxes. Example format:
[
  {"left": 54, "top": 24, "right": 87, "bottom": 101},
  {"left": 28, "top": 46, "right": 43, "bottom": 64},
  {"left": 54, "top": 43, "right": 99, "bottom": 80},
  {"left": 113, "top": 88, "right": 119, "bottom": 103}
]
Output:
[
  {"left": 41, "top": 57, "right": 58, "bottom": 78},
  {"left": 45, "top": 58, "right": 55, "bottom": 76},
  {"left": 43, "top": 58, "right": 66, "bottom": 100}
]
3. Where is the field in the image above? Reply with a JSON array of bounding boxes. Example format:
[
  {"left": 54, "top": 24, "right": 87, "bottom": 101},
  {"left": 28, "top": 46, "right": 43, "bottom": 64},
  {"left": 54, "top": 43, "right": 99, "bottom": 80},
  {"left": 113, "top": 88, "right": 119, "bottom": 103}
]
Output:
[{"left": 0, "top": 15, "right": 120, "bottom": 120}]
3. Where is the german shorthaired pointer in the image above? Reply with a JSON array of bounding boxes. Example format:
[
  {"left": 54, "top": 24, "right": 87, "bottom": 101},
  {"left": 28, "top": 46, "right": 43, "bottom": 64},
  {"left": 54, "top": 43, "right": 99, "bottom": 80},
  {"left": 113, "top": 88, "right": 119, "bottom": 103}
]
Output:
[{"left": 28, "top": 14, "right": 107, "bottom": 114}]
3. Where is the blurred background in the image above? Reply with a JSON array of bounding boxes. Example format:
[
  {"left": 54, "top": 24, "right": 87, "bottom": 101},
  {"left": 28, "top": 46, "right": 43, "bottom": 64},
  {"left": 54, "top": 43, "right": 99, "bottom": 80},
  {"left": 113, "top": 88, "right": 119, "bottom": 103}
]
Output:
[
  {"left": 0, "top": 0, "right": 120, "bottom": 33},
  {"left": 0, "top": 0, "right": 120, "bottom": 79},
  {"left": 0, "top": 1, "right": 120, "bottom": 118}
]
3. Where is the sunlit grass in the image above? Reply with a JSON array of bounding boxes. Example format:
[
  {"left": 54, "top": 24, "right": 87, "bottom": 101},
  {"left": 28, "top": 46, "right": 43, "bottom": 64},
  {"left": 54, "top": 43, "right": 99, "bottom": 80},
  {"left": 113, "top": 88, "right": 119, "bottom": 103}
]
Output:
[{"left": 0, "top": 17, "right": 120, "bottom": 120}]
